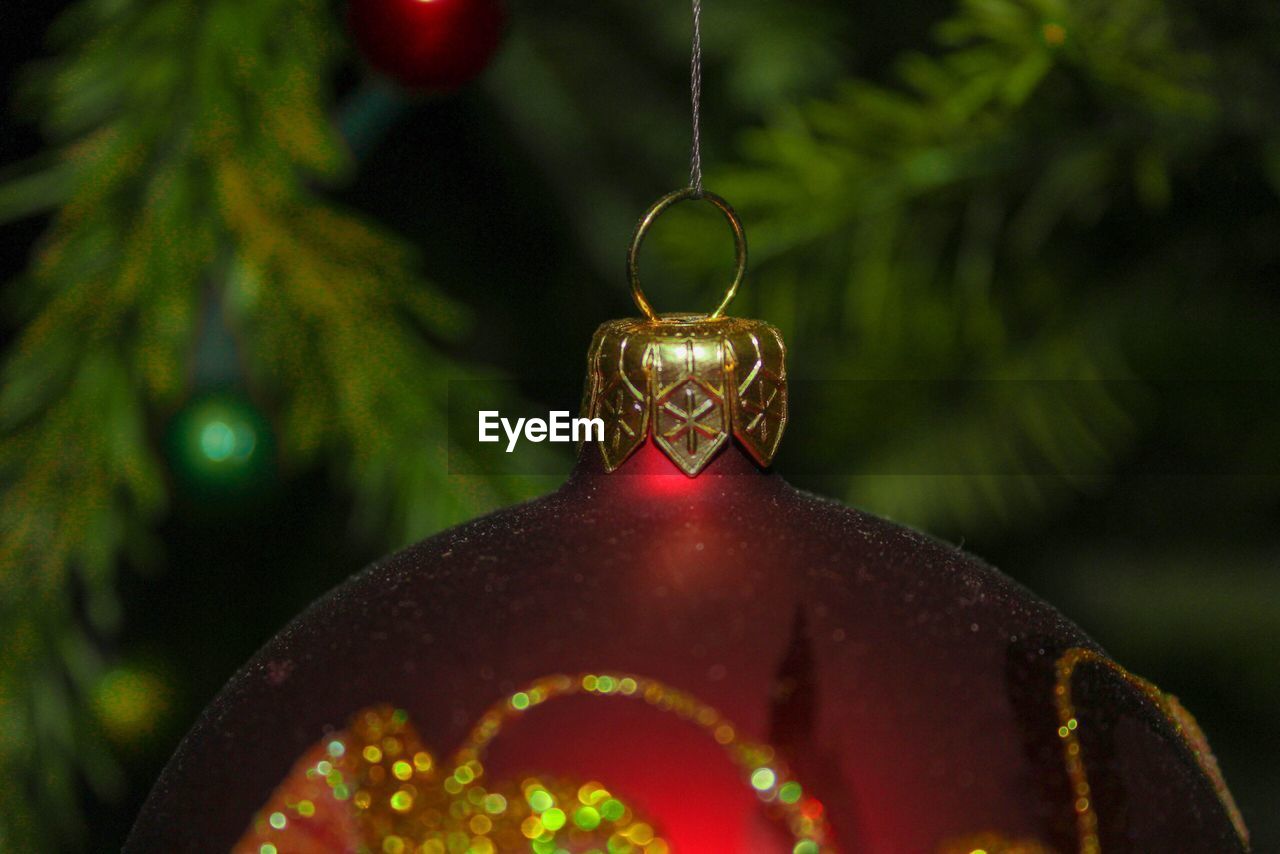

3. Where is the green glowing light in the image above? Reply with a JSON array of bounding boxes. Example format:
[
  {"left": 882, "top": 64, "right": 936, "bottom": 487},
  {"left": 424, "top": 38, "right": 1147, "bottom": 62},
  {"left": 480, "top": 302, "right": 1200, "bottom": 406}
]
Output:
[
  {"left": 511, "top": 692, "right": 530, "bottom": 710},
  {"left": 600, "top": 798, "right": 625, "bottom": 821},
  {"left": 573, "top": 806, "right": 601, "bottom": 830},
  {"left": 779, "top": 781, "right": 802, "bottom": 804},
  {"left": 541, "top": 808, "right": 566, "bottom": 831},
  {"left": 167, "top": 391, "right": 275, "bottom": 495},
  {"left": 197, "top": 416, "right": 256, "bottom": 463},
  {"left": 200, "top": 421, "right": 235, "bottom": 461},
  {"left": 750, "top": 767, "right": 777, "bottom": 791},
  {"left": 268, "top": 811, "right": 286, "bottom": 830},
  {"left": 528, "top": 789, "right": 554, "bottom": 813}
]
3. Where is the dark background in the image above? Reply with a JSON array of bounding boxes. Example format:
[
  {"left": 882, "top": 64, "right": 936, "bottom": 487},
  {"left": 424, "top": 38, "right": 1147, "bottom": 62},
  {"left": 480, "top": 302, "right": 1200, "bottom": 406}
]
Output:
[{"left": 2, "top": 0, "right": 1277, "bottom": 850}]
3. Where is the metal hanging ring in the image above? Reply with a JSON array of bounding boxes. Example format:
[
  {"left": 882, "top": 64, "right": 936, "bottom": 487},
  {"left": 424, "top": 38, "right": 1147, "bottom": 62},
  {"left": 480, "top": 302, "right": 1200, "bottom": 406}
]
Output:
[{"left": 627, "top": 188, "right": 748, "bottom": 322}]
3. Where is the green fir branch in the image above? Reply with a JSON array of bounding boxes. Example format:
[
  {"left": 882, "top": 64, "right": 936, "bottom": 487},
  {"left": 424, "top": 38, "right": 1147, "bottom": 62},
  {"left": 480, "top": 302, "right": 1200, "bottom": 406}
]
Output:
[
  {"left": 654, "top": 0, "right": 1218, "bottom": 533},
  {"left": 0, "top": 0, "right": 540, "bottom": 843}
]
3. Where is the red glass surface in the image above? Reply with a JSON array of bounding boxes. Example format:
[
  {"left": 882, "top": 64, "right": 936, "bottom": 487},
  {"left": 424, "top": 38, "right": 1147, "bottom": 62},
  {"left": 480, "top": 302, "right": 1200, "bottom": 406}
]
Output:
[{"left": 129, "top": 442, "right": 1244, "bottom": 851}]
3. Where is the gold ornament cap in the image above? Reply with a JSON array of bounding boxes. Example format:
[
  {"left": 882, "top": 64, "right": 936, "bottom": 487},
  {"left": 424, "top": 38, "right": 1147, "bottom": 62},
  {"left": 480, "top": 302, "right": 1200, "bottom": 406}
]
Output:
[{"left": 581, "top": 189, "right": 788, "bottom": 476}]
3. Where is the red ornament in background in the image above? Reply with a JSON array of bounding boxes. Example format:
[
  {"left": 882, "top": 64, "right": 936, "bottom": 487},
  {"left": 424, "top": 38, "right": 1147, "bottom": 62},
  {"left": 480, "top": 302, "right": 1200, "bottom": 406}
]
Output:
[
  {"left": 347, "top": 0, "right": 506, "bottom": 91},
  {"left": 128, "top": 194, "right": 1249, "bottom": 852}
]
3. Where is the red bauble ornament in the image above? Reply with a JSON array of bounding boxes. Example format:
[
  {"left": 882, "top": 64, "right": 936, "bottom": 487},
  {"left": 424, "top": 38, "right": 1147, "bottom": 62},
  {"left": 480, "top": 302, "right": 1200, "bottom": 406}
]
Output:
[
  {"left": 347, "top": 0, "right": 506, "bottom": 91},
  {"left": 129, "top": 195, "right": 1247, "bottom": 853}
]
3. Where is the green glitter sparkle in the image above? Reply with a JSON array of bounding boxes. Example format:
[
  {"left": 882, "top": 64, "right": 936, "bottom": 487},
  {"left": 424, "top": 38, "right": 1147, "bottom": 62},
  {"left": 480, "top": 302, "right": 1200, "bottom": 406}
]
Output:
[
  {"left": 750, "top": 767, "right": 777, "bottom": 791},
  {"left": 528, "top": 789, "right": 554, "bottom": 813}
]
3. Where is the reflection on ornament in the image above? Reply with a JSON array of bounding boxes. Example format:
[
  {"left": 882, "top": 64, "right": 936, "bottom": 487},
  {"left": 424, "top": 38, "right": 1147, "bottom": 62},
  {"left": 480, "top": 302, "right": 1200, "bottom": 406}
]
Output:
[{"left": 235, "top": 672, "right": 830, "bottom": 853}]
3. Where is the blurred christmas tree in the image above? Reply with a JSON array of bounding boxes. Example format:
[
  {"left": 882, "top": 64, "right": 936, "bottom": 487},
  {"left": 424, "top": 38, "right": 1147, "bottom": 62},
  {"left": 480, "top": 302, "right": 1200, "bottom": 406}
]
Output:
[{"left": 1, "top": 0, "right": 1278, "bottom": 849}]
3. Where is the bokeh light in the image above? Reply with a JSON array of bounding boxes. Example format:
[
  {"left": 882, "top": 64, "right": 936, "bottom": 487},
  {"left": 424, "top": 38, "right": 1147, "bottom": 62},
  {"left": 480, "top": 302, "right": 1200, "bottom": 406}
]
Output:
[
  {"left": 166, "top": 390, "right": 275, "bottom": 499},
  {"left": 93, "top": 665, "right": 172, "bottom": 747}
]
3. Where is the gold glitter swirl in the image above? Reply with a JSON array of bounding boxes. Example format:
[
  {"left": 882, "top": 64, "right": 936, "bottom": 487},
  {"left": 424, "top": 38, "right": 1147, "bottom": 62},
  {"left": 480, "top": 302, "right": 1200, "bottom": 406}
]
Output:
[
  {"left": 235, "top": 672, "right": 830, "bottom": 853},
  {"left": 458, "top": 672, "right": 830, "bottom": 850},
  {"left": 237, "top": 654, "right": 1245, "bottom": 853},
  {"left": 1161, "top": 693, "right": 1248, "bottom": 845},
  {"left": 235, "top": 704, "right": 671, "bottom": 853},
  {"left": 938, "top": 646, "right": 1248, "bottom": 854},
  {"left": 1052, "top": 647, "right": 1249, "bottom": 854},
  {"left": 936, "top": 833, "right": 1057, "bottom": 854}
]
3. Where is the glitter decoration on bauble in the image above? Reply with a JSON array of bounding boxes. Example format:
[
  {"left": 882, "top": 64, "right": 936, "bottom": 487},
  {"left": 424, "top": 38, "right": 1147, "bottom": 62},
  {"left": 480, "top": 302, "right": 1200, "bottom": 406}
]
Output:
[{"left": 129, "top": 187, "right": 1247, "bottom": 853}]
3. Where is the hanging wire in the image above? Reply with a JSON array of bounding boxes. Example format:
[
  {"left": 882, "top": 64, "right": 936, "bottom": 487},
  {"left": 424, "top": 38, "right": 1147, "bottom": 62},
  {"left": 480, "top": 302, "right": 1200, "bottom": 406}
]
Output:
[{"left": 689, "top": 0, "right": 705, "bottom": 197}]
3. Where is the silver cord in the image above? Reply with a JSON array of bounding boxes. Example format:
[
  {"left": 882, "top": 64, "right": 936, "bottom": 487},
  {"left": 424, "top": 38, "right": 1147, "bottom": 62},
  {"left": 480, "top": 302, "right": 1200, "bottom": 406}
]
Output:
[{"left": 689, "top": 0, "right": 704, "bottom": 197}]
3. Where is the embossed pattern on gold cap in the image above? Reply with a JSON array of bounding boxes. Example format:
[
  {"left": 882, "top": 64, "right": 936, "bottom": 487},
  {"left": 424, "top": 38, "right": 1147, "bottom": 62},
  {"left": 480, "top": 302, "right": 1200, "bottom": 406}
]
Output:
[{"left": 581, "top": 313, "right": 787, "bottom": 476}]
